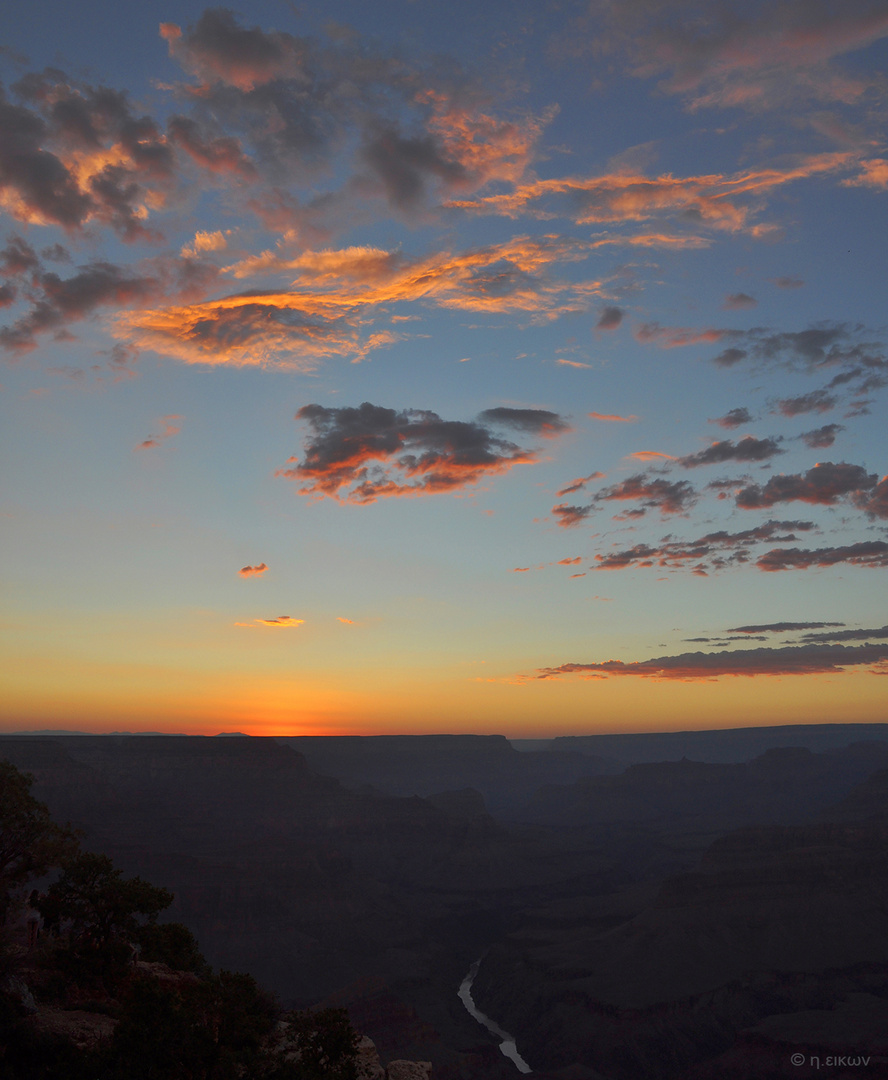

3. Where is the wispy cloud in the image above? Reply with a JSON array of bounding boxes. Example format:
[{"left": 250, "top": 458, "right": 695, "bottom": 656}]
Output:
[
  {"left": 580, "top": 0, "right": 888, "bottom": 112},
  {"left": 588, "top": 411, "right": 638, "bottom": 422},
  {"left": 135, "top": 414, "right": 182, "bottom": 451},
  {"left": 448, "top": 152, "right": 858, "bottom": 234}
]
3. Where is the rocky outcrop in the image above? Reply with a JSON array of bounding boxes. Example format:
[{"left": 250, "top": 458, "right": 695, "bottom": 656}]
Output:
[{"left": 387, "top": 1061, "right": 433, "bottom": 1079}]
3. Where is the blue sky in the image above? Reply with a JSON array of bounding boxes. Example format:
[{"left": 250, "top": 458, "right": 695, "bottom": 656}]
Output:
[{"left": 2, "top": 0, "right": 887, "bottom": 735}]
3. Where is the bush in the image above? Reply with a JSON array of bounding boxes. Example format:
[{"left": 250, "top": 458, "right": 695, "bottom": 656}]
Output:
[
  {"left": 136, "top": 921, "right": 208, "bottom": 973},
  {"left": 283, "top": 1007, "right": 360, "bottom": 1080}
]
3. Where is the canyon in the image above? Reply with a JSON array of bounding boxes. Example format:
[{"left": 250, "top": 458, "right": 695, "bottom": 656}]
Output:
[{"left": 2, "top": 727, "right": 888, "bottom": 1078}]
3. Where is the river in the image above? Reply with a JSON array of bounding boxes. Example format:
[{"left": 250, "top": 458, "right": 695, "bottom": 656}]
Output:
[{"left": 457, "top": 959, "right": 532, "bottom": 1074}]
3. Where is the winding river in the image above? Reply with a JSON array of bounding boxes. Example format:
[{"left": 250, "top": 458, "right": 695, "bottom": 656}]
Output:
[{"left": 458, "top": 959, "right": 532, "bottom": 1074}]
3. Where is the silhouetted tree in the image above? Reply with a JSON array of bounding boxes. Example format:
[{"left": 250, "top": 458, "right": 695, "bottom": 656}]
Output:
[
  {"left": 0, "top": 762, "right": 78, "bottom": 929},
  {"left": 38, "top": 852, "right": 173, "bottom": 949},
  {"left": 38, "top": 852, "right": 173, "bottom": 989}
]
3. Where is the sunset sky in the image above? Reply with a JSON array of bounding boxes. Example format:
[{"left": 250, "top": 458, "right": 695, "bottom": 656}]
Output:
[{"left": 2, "top": 0, "right": 887, "bottom": 736}]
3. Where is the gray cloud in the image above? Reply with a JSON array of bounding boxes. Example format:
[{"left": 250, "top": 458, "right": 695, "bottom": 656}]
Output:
[
  {"left": 756, "top": 540, "right": 888, "bottom": 571},
  {"left": 735, "top": 461, "right": 878, "bottom": 510},
  {"left": 534, "top": 642, "right": 888, "bottom": 681},
  {"left": 677, "top": 435, "right": 784, "bottom": 468},
  {"left": 774, "top": 388, "right": 838, "bottom": 416},
  {"left": 596, "top": 305, "right": 624, "bottom": 330},
  {"left": 728, "top": 621, "right": 846, "bottom": 633},
  {"left": 798, "top": 624, "right": 888, "bottom": 642},
  {"left": 799, "top": 423, "right": 845, "bottom": 448},
  {"left": 723, "top": 292, "right": 756, "bottom": 309},
  {"left": 593, "top": 518, "right": 816, "bottom": 573},
  {"left": 279, "top": 401, "right": 569, "bottom": 502},
  {"left": 711, "top": 407, "right": 753, "bottom": 428}
]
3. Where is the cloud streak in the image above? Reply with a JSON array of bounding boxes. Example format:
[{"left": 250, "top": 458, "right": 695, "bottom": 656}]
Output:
[
  {"left": 534, "top": 643, "right": 888, "bottom": 681},
  {"left": 593, "top": 519, "right": 817, "bottom": 573},
  {"left": 756, "top": 540, "right": 888, "bottom": 571},
  {"left": 448, "top": 152, "right": 857, "bottom": 234}
]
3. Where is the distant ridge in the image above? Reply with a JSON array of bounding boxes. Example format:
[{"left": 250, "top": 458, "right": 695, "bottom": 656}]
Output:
[
  {"left": 542, "top": 722, "right": 888, "bottom": 764},
  {"left": 1, "top": 729, "right": 188, "bottom": 737}
]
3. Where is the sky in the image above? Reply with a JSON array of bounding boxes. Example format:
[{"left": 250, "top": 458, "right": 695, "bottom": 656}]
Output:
[{"left": 1, "top": 0, "right": 887, "bottom": 737}]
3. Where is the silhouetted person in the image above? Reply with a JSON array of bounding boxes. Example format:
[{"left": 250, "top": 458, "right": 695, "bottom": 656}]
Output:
[{"left": 26, "top": 890, "right": 41, "bottom": 950}]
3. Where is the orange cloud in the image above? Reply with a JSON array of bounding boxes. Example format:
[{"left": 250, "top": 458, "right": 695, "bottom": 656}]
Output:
[
  {"left": 588, "top": 412, "right": 638, "bottom": 422},
  {"left": 447, "top": 153, "right": 857, "bottom": 233},
  {"left": 236, "top": 615, "right": 304, "bottom": 628},
  {"left": 117, "top": 236, "right": 605, "bottom": 367},
  {"left": 336, "top": 617, "right": 355, "bottom": 624},
  {"left": 843, "top": 158, "right": 888, "bottom": 189},
  {"left": 180, "top": 230, "right": 231, "bottom": 257},
  {"left": 238, "top": 563, "right": 268, "bottom": 578},
  {"left": 557, "top": 557, "right": 583, "bottom": 565},
  {"left": 420, "top": 88, "right": 552, "bottom": 188},
  {"left": 589, "top": 232, "right": 711, "bottom": 249},
  {"left": 628, "top": 450, "right": 675, "bottom": 461}
]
